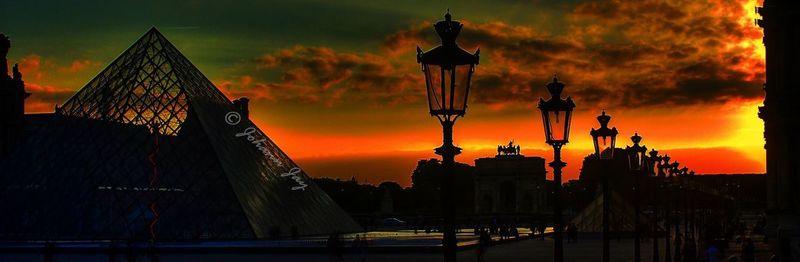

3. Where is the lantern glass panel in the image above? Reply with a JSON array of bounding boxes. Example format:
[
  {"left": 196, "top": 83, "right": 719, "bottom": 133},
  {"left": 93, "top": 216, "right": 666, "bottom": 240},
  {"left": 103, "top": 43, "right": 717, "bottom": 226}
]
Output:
[
  {"left": 594, "top": 135, "right": 616, "bottom": 159},
  {"left": 546, "top": 110, "right": 572, "bottom": 142},
  {"left": 550, "top": 111, "right": 564, "bottom": 141},
  {"left": 452, "top": 64, "right": 473, "bottom": 112},
  {"left": 629, "top": 151, "right": 642, "bottom": 171},
  {"left": 424, "top": 64, "right": 473, "bottom": 114},
  {"left": 424, "top": 64, "right": 443, "bottom": 112}
]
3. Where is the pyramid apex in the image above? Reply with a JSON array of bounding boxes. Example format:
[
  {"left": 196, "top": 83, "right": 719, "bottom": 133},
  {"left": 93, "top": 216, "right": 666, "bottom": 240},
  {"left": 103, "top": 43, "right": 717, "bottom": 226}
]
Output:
[{"left": 145, "top": 27, "right": 165, "bottom": 37}]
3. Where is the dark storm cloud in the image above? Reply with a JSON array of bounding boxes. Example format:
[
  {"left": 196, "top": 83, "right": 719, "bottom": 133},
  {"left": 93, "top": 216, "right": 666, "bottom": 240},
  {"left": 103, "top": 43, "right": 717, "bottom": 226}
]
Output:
[
  {"left": 2, "top": 0, "right": 765, "bottom": 112},
  {"left": 242, "top": 46, "right": 422, "bottom": 107},
  {"left": 215, "top": 0, "right": 763, "bottom": 111}
]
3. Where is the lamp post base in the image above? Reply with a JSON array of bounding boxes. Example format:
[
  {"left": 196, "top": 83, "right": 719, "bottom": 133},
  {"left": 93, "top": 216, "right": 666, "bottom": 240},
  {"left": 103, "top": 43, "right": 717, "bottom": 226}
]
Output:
[
  {"left": 549, "top": 143, "right": 566, "bottom": 262},
  {"left": 436, "top": 120, "right": 461, "bottom": 262}
]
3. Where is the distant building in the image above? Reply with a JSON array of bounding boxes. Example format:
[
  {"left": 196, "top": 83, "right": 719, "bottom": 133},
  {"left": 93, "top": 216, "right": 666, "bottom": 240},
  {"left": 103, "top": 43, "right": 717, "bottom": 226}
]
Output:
[
  {"left": 0, "top": 34, "right": 30, "bottom": 159},
  {"left": 758, "top": 1, "right": 800, "bottom": 258},
  {"left": 474, "top": 141, "right": 547, "bottom": 214},
  {"left": 687, "top": 174, "right": 766, "bottom": 209}
]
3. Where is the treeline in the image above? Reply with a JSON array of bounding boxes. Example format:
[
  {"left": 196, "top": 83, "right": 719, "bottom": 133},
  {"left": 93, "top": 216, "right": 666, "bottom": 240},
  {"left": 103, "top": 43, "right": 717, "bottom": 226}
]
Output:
[{"left": 313, "top": 158, "right": 475, "bottom": 215}]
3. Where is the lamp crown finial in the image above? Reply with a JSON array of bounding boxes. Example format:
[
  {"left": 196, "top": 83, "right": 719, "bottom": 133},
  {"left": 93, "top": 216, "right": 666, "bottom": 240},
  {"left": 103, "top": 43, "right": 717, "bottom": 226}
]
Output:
[
  {"left": 597, "top": 110, "right": 611, "bottom": 128},
  {"left": 434, "top": 9, "right": 462, "bottom": 46},
  {"left": 631, "top": 132, "right": 642, "bottom": 144},
  {"left": 546, "top": 75, "right": 565, "bottom": 98}
]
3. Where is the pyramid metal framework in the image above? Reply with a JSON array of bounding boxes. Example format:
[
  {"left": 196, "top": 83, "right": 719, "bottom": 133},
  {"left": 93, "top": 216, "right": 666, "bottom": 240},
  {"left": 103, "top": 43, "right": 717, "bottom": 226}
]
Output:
[{"left": 0, "top": 28, "right": 361, "bottom": 241}]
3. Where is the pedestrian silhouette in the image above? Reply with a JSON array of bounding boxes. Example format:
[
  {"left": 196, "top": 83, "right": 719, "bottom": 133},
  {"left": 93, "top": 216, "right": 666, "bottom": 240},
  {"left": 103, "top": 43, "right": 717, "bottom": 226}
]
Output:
[
  {"left": 477, "top": 229, "right": 491, "bottom": 262},
  {"left": 567, "top": 223, "right": 578, "bottom": 243},
  {"left": 741, "top": 238, "right": 755, "bottom": 262},
  {"left": 327, "top": 232, "right": 343, "bottom": 262}
]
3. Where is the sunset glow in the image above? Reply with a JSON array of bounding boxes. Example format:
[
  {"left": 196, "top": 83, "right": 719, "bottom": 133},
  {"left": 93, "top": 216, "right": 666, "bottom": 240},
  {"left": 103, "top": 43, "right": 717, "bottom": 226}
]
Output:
[{"left": 3, "top": 0, "right": 766, "bottom": 186}]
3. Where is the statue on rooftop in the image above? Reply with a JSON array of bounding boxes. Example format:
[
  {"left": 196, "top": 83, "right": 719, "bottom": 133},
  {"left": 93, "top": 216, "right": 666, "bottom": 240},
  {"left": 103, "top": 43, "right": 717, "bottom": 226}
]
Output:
[
  {"left": 497, "top": 140, "right": 521, "bottom": 156},
  {"left": 12, "top": 63, "right": 21, "bottom": 80},
  {"left": 1, "top": 34, "right": 10, "bottom": 77}
]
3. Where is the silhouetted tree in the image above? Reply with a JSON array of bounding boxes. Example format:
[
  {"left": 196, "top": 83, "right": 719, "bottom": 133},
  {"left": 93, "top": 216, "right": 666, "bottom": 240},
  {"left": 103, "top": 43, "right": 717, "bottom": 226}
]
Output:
[
  {"left": 410, "top": 159, "right": 476, "bottom": 215},
  {"left": 379, "top": 181, "right": 409, "bottom": 212},
  {"left": 313, "top": 159, "right": 478, "bottom": 218},
  {"left": 314, "top": 178, "right": 383, "bottom": 214}
]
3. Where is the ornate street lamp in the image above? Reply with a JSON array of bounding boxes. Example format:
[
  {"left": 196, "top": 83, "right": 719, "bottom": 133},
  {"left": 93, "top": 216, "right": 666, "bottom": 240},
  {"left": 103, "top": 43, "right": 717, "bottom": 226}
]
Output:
[
  {"left": 591, "top": 111, "right": 618, "bottom": 160},
  {"left": 679, "top": 167, "right": 692, "bottom": 237},
  {"left": 647, "top": 149, "right": 662, "bottom": 262},
  {"left": 660, "top": 155, "right": 671, "bottom": 178},
  {"left": 590, "top": 110, "right": 618, "bottom": 262},
  {"left": 662, "top": 157, "right": 673, "bottom": 262},
  {"left": 648, "top": 149, "right": 660, "bottom": 177},
  {"left": 537, "top": 75, "right": 575, "bottom": 262},
  {"left": 417, "top": 10, "right": 480, "bottom": 262},
  {"left": 668, "top": 162, "right": 684, "bottom": 261},
  {"left": 418, "top": 12, "right": 480, "bottom": 121},
  {"left": 539, "top": 76, "right": 576, "bottom": 145},
  {"left": 627, "top": 133, "right": 647, "bottom": 262},
  {"left": 678, "top": 165, "right": 690, "bottom": 239},
  {"left": 670, "top": 162, "right": 680, "bottom": 179},
  {"left": 627, "top": 133, "right": 647, "bottom": 172}
]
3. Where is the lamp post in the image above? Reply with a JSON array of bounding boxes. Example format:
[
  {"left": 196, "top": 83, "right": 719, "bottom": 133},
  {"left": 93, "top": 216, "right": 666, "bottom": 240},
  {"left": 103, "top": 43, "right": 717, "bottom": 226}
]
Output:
[
  {"left": 678, "top": 166, "right": 694, "bottom": 239},
  {"left": 647, "top": 149, "right": 662, "bottom": 262},
  {"left": 416, "top": 10, "right": 480, "bottom": 262},
  {"left": 661, "top": 156, "right": 672, "bottom": 262},
  {"left": 626, "top": 133, "right": 647, "bottom": 262},
  {"left": 686, "top": 169, "right": 692, "bottom": 232},
  {"left": 670, "top": 162, "right": 683, "bottom": 261},
  {"left": 537, "top": 76, "right": 575, "bottom": 262},
  {"left": 590, "top": 110, "right": 618, "bottom": 262}
]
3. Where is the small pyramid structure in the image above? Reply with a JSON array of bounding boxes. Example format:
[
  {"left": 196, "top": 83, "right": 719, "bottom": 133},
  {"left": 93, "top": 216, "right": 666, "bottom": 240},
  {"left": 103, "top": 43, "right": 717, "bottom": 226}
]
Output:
[
  {"left": 0, "top": 28, "right": 361, "bottom": 240},
  {"left": 570, "top": 191, "right": 655, "bottom": 233}
]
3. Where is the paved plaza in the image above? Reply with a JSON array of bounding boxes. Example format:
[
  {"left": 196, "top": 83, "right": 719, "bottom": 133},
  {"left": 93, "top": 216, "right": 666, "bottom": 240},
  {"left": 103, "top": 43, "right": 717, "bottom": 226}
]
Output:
[{"left": 1, "top": 233, "right": 775, "bottom": 261}]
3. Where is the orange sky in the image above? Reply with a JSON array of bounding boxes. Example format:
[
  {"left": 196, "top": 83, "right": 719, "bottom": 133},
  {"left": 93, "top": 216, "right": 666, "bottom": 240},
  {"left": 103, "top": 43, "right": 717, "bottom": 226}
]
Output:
[
  {"left": 7, "top": 0, "right": 766, "bottom": 187},
  {"left": 261, "top": 99, "right": 765, "bottom": 186}
]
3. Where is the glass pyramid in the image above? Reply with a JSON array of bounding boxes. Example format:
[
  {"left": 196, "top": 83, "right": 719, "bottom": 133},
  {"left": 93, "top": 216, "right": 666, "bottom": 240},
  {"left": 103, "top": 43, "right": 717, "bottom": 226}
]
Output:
[{"left": 0, "top": 28, "right": 361, "bottom": 241}]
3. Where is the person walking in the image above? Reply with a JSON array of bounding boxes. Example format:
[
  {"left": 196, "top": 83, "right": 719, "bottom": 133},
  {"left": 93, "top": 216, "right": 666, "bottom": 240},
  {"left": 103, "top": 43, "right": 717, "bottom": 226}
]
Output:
[
  {"left": 126, "top": 240, "right": 136, "bottom": 262},
  {"left": 352, "top": 235, "right": 362, "bottom": 260},
  {"left": 360, "top": 234, "right": 369, "bottom": 262},
  {"left": 675, "top": 233, "right": 683, "bottom": 261},
  {"left": 43, "top": 242, "right": 54, "bottom": 262},
  {"left": 684, "top": 237, "right": 697, "bottom": 262},
  {"left": 353, "top": 234, "right": 368, "bottom": 262},
  {"left": 567, "top": 223, "right": 578, "bottom": 243},
  {"left": 539, "top": 222, "right": 547, "bottom": 240},
  {"left": 327, "top": 232, "right": 342, "bottom": 262},
  {"left": 705, "top": 241, "right": 721, "bottom": 262},
  {"left": 477, "top": 229, "right": 492, "bottom": 262},
  {"left": 108, "top": 241, "right": 117, "bottom": 262},
  {"left": 741, "top": 238, "right": 755, "bottom": 262}
]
